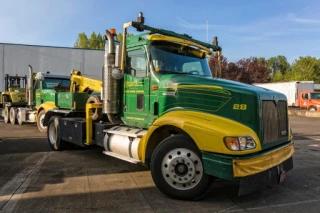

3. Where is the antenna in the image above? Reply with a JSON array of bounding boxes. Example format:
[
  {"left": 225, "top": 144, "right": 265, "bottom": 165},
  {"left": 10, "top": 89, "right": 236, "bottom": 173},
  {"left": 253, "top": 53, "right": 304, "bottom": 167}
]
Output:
[{"left": 206, "top": 17, "right": 208, "bottom": 43}]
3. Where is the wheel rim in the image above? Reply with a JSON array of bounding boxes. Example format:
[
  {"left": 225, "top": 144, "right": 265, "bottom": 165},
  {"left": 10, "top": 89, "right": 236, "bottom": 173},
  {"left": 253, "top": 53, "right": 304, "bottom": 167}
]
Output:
[
  {"left": 310, "top": 108, "right": 316, "bottom": 112},
  {"left": 161, "top": 148, "right": 203, "bottom": 190},
  {"left": 48, "top": 122, "right": 57, "bottom": 146},
  {"left": 39, "top": 113, "right": 46, "bottom": 130}
]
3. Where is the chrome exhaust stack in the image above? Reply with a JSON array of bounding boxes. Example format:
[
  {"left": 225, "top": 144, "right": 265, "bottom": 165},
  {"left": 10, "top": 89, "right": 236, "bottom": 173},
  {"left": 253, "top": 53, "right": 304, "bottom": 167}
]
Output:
[
  {"left": 103, "top": 30, "right": 122, "bottom": 123},
  {"left": 27, "top": 65, "right": 34, "bottom": 107}
]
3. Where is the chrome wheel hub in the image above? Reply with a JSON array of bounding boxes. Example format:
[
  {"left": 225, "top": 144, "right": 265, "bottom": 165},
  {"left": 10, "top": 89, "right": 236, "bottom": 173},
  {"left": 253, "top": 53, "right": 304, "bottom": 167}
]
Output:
[{"left": 161, "top": 148, "right": 203, "bottom": 190}]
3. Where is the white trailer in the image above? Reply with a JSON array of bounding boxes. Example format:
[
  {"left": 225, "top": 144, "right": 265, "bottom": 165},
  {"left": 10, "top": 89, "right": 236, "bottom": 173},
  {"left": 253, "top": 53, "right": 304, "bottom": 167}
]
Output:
[{"left": 254, "top": 81, "right": 314, "bottom": 107}]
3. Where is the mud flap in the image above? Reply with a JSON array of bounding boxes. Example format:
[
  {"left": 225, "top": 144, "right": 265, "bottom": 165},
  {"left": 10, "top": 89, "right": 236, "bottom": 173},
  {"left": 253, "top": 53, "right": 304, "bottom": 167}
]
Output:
[{"left": 238, "top": 157, "right": 293, "bottom": 196}]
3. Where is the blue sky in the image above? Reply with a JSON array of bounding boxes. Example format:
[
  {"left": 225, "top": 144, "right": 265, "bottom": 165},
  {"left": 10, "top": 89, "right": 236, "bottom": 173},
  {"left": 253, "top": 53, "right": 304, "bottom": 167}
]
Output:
[{"left": 0, "top": 0, "right": 319, "bottom": 62}]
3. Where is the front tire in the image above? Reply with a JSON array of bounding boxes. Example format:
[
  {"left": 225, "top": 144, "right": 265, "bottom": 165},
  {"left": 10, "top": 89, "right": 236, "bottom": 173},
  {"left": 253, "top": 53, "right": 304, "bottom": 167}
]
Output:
[
  {"left": 3, "top": 107, "right": 10, "bottom": 123},
  {"left": 150, "top": 134, "right": 213, "bottom": 200},
  {"left": 47, "top": 116, "right": 65, "bottom": 151},
  {"left": 37, "top": 110, "right": 47, "bottom": 133}
]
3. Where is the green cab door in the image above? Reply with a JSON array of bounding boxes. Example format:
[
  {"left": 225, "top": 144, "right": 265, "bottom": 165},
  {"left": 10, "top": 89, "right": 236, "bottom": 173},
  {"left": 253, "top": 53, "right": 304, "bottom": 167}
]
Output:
[{"left": 122, "top": 48, "right": 151, "bottom": 128}]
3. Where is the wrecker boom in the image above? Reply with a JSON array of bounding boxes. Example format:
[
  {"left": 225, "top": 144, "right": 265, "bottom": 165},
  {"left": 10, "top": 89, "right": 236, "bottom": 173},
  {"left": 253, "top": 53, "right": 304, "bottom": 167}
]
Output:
[{"left": 70, "top": 70, "right": 102, "bottom": 94}]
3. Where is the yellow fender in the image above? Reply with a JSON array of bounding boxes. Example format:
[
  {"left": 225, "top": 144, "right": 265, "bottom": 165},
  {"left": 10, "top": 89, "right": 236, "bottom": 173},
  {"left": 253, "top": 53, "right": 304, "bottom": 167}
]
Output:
[
  {"left": 138, "top": 111, "right": 261, "bottom": 163},
  {"left": 37, "top": 102, "right": 57, "bottom": 113}
]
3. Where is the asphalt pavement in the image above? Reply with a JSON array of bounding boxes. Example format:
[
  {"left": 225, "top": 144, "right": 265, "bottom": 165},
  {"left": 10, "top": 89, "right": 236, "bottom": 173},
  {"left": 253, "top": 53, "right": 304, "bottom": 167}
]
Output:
[{"left": 0, "top": 116, "right": 319, "bottom": 213}]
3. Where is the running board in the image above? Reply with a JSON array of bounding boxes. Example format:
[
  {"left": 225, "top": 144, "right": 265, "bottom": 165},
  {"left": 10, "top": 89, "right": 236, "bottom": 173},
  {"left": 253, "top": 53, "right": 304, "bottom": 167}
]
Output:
[{"left": 103, "top": 151, "right": 141, "bottom": 164}]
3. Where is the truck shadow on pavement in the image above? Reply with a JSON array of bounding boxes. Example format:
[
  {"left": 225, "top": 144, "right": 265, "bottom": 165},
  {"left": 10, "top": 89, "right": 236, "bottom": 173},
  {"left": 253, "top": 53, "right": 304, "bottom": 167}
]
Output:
[{"left": 292, "top": 134, "right": 320, "bottom": 140}]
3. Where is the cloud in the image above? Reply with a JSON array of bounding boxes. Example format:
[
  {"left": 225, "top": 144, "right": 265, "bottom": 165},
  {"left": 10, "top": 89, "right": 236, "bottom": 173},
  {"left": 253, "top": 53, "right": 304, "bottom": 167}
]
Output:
[
  {"left": 176, "top": 12, "right": 320, "bottom": 43},
  {"left": 176, "top": 16, "right": 225, "bottom": 30},
  {"left": 287, "top": 13, "right": 320, "bottom": 24}
]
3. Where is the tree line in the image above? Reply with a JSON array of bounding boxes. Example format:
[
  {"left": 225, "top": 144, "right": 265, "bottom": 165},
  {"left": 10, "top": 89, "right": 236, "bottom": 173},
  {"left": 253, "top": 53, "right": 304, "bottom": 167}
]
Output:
[
  {"left": 209, "top": 55, "right": 320, "bottom": 84},
  {"left": 74, "top": 32, "right": 133, "bottom": 50},
  {"left": 74, "top": 32, "right": 320, "bottom": 84}
]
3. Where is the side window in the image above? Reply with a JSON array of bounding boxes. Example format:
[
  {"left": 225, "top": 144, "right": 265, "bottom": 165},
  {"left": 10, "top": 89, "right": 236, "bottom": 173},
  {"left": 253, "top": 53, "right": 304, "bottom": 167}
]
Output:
[
  {"left": 302, "top": 94, "right": 308, "bottom": 100},
  {"left": 127, "top": 49, "right": 147, "bottom": 78}
]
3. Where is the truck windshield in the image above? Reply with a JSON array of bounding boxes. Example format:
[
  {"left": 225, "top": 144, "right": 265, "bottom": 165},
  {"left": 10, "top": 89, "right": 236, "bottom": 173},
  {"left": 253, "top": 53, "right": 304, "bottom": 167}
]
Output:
[
  {"left": 150, "top": 41, "right": 212, "bottom": 77},
  {"left": 42, "top": 78, "right": 70, "bottom": 89},
  {"left": 310, "top": 93, "right": 320, "bottom": 99}
]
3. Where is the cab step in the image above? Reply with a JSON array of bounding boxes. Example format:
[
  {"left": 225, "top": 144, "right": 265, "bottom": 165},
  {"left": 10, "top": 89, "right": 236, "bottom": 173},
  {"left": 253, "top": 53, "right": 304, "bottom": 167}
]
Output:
[{"left": 103, "top": 151, "right": 141, "bottom": 164}]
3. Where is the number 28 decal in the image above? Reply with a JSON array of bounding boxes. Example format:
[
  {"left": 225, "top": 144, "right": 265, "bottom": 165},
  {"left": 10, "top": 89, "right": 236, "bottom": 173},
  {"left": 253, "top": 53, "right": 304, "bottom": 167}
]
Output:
[{"left": 233, "top": 104, "right": 247, "bottom": 110}]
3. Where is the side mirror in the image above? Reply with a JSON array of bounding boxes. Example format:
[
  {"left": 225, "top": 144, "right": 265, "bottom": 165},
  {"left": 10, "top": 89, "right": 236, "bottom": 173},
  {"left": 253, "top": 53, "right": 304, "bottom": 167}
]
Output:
[
  {"left": 115, "top": 44, "right": 122, "bottom": 68},
  {"left": 112, "top": 43, "right": 124, "bottom": 80}
]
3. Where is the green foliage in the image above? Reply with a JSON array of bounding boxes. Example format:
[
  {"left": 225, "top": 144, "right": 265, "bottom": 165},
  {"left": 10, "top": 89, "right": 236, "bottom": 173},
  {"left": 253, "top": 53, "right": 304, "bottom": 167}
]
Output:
[
  {"left": 116, "top": 32, "right": 134, "bottom": 42},
  {"left": 89, "top": 32, "right": 99, "bottom": 49},
  {"left": 291, "top": 56, "right": 320, "bottom": 82},
  {"left": 74, "top": 33, "right": 89, "bottom": 49},
  {"left": 270, "top": 56, "right": 320, "bottom": 83},
  {"left": 266, "top": 55, "right": 290, "bottom": 75},
  {"left": 74, "top": 31, "right": 134, "bottom": 49},
  {"left": 116, "top": 32, "right": 123, "bottom": 42},
  {"left": 209, "top": 55, "right": 271, "bottom": 84},
  {"left": 97, "top": 33, "right": 104, "bottom": 50},
  {"left": 271, "top": 70, "right": 284, "bottom": 82}
]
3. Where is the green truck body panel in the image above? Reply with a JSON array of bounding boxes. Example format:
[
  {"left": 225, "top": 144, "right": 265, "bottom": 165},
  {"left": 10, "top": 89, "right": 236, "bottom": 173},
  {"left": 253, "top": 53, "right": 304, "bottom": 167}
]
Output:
[
  {"left": 35, "top": 89, "right": 57, "bottom": 107},
  {"left": 57, "top": 92, "right": 88, "bottom": 110}
]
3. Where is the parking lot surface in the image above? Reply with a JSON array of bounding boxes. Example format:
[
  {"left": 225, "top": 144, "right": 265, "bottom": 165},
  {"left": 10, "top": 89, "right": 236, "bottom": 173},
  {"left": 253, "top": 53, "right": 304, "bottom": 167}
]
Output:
[{"left": 0, "top": 116, "right": 319, "bottom": 213}]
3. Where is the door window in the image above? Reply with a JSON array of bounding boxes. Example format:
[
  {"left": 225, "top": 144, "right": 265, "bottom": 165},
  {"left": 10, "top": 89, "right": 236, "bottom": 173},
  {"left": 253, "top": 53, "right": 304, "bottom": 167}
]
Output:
[
  {"left": 127, "top": 49, "right": 147, "bottom": 78},
  {"left": 302, "top": 94, "right": 309, "bottom": 100}
]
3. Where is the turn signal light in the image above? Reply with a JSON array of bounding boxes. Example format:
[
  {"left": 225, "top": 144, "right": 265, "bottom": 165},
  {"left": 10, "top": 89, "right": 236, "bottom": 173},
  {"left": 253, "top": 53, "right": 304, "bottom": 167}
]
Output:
[
  {"left": 224, "top": 136, "right": 256, "bottom": 151},
  {"left": 224, "top": 137, "right": 240, "bottom": 151}
]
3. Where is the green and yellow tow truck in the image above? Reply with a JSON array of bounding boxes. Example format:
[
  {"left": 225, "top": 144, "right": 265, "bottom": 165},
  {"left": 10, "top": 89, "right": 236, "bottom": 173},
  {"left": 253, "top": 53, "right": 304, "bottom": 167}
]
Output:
[{"left": 43, "top": 13, "right": 294, "bottom": 200}]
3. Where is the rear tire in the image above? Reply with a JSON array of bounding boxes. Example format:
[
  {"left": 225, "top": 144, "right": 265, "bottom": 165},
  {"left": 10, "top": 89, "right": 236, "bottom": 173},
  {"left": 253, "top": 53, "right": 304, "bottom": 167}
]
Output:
[
  {"left": 150, "top": 134, "right": 213, "bottom": 200},
  {"left": 17, "top": 108, "right": 23, "bottom": 125},
  {"left": 37, "top": 110, "right": 47, "bottom": 133},
  {"left": 309, "top": 106, "right": 317, "bottom": 111},
  {"left": 4, "top": 107, "right": 10, "bottom": 123},
  {"left": 47, "top": 116, "right": 65, "bottom": 151},
  {"left": 9, "top": 107, "right": 17, "bottom": 125}
]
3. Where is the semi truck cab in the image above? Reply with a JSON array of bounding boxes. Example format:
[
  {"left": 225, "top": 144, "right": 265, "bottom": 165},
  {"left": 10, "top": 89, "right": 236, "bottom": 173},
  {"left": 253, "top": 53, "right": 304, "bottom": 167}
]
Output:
[{"left": 300, "top": 92, "right": 320, "bottom": 111}]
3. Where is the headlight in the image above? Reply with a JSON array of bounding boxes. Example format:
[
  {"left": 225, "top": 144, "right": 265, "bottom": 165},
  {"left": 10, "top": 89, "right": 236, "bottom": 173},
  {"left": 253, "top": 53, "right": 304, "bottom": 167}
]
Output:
[{"left": 224, "top": 136, "right": 256, "bottom": 151}]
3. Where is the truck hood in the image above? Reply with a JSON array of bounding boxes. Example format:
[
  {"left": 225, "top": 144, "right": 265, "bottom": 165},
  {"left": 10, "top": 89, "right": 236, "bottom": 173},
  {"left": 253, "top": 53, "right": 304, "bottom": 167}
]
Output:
[
  {"left": 158, "top": 74, "right": 286, "bottom": 103},
  {"left": 157, "top": 74, "right": 287, "bottom": 136}
]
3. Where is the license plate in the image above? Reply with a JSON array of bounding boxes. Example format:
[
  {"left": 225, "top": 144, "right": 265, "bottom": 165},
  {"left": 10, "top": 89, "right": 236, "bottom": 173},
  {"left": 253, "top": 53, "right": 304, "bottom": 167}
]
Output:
[{"left": 279, "top": 170, "right": 287, "bottom": 183}]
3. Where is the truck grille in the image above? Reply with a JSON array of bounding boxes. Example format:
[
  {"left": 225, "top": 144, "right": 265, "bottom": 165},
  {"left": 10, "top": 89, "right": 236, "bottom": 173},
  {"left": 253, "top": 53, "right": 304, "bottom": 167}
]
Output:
[{"left": 262, "top": 100, "right": 288, "bottom": 143}]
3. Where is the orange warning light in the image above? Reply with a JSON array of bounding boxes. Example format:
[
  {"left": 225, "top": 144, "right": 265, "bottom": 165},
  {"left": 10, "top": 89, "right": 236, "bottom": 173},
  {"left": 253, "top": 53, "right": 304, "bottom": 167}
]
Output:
[{"left": 110, "top": 28, "right": 116, "bottom": 35}]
